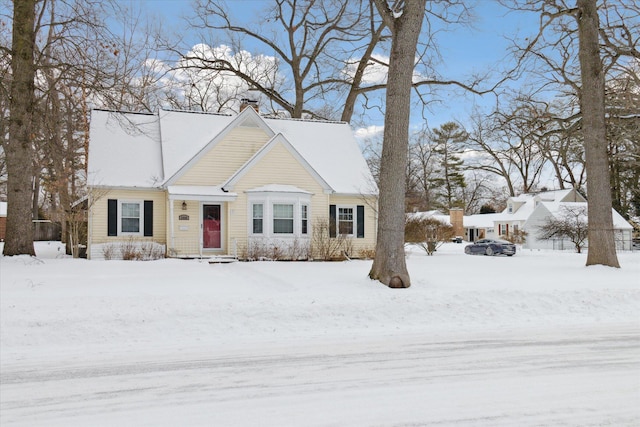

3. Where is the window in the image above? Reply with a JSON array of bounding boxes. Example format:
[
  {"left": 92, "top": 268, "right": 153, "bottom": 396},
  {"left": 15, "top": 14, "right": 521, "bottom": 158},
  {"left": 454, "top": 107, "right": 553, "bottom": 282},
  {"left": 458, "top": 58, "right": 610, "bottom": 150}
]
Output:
[
  {"left": 329, "top": 204, "right": 365, "bottom": 238},
  {"left": 273, "top": 204, "right": 294, "bottom": 234},
  {"left": 338, "top": 207, "right": 354, "bottom": 235},
  {"left": 507, "top": 204, "right": 513, "bottom": 213},
  {"left": 301, "top": 204, "right": 308, "bottom": 235},
  {"left": 252, "top": 203, "right": 263, "bottom": 234},
  {"left": 108, "top": 199, "right": 153, "bottom": 237},
  {"left": 246, "top": 190, "right": 311, "bottom": 237},
  {"left": 121, "top": 202, "right": 141, "bottom": 233}
]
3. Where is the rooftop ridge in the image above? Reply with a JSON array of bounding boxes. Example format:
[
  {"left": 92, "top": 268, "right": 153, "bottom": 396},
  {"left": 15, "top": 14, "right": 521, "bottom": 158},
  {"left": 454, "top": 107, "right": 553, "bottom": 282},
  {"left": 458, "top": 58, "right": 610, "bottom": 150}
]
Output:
[
  {"left": 160, "top": 108, "right": 232, "bottom": 117},
  {"left": 92, "top": 108, "right": 156, "bottom": 116}
]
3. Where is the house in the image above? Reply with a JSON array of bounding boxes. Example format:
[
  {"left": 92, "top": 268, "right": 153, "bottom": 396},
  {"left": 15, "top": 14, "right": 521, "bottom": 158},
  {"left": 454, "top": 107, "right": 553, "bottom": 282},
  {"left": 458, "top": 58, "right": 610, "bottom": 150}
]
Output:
[
  {"left": 86, "top": 106, "right": 378, "bottom": 260},
  {"left": 461, "top": 189, "right": 634, "bottom": 250}
]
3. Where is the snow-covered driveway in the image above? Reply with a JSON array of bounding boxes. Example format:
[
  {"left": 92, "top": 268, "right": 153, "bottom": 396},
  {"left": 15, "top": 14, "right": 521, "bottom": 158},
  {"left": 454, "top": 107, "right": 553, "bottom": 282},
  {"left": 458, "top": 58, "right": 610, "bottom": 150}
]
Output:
[{"left": 2, "top": 324, "right": 638, "bottom": 426}]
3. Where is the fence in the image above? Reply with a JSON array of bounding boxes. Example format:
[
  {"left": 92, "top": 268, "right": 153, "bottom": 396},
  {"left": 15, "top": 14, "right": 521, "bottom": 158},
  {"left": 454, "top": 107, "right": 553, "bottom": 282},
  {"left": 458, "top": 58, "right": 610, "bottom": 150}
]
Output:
[{"left": 33, "top": 220, "right": 62, "bottom": 241}]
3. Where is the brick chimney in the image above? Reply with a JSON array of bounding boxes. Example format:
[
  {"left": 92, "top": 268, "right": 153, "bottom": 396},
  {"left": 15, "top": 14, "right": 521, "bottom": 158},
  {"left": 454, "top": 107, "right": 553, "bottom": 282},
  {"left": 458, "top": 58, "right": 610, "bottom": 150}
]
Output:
[
  {"left": 449, "top": 208, "right": 464, "bottom": 237},
  {"left": 240, "top": 98, "right": 259, "bottom": 113}
]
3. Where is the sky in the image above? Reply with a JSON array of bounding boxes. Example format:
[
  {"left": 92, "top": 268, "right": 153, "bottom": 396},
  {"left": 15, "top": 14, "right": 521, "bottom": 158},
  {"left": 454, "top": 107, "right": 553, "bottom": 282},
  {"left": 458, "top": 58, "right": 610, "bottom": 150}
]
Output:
[
  {"left": 1, "top": 241, "right": 639, "bottom": 424},
  {"left": 134, "top": 0, "right": 541, "bottom": 131}
]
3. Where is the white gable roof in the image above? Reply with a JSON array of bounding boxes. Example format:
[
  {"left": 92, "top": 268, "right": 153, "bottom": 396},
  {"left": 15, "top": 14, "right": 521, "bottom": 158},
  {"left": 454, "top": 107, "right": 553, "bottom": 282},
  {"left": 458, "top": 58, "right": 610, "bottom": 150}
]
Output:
[
  {"left": 491, "top": 189, "right": 586, "bottom": 222},
  {"left": 88, "top": 108, "right": 376, "bottom": 196},
  {"left": 158, "top": 109, "right": 236, "bottom": 182},
  {"left": 464, "top": 213, "right": 501, "bottom": 228},
  {"left": 88, "top": 110, "right": 164, "bottom": 187},
  {"left": 264, "top": 116, "right": 376, "bottom": 195},
  {"left": 533, "top": 201, "right": 633, "bottom": 230}
]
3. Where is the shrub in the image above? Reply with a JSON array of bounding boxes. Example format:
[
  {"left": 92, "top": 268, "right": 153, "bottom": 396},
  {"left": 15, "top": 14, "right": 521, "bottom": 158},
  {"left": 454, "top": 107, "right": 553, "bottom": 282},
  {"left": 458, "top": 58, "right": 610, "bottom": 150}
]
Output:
[
  {"left": 405, "top": 215, "right": 454, "bottom": 255},
  {"left": 102, "top": 237, "right": 165, "bottom": 260},
  {"left": 311, "top": 217, "right": 346, "bottom": 260},
  {"left": 358, "top": 247, "right": 376, "bottom": 259}
]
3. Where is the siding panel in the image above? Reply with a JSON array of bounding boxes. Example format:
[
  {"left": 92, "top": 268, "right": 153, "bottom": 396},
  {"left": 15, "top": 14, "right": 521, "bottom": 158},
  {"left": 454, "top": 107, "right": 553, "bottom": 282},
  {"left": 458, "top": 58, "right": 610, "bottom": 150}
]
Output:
[{"left": 176, "top": 127, "right": 271, "bottom": 185}]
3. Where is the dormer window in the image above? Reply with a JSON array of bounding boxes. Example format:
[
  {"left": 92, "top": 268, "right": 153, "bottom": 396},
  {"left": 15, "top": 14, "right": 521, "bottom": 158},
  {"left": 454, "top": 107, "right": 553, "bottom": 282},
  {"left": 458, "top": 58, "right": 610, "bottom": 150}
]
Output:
[{"left": 508, "top": 204, "right": 513, "bottom": 213}]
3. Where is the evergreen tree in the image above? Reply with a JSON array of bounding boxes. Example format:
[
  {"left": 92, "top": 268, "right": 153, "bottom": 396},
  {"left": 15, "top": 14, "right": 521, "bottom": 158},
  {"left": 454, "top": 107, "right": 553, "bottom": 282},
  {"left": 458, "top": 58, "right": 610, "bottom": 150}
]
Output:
[{"left": 430, "top": 122, "right": 468, "bottom": 209}]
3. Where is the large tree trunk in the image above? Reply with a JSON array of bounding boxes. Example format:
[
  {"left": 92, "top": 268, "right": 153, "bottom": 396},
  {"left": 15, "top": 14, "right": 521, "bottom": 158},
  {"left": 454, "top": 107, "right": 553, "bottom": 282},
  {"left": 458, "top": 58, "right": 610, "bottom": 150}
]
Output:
[
  {"left": 577, "top": 0, "right": 619, "bottom": 268},
  {"left": 3, "top": 0, "right": 36, "bottom": 256},
  {"left": 369, "top": 0, "right": 427, "bottom": 288}
]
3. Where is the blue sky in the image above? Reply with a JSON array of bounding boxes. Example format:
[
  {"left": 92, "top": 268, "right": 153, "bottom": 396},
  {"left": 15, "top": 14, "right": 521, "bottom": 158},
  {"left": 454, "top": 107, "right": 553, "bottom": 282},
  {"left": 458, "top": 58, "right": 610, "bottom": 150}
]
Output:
[{"left": 137, "top": 0, "right": 539, "bottom": 130}]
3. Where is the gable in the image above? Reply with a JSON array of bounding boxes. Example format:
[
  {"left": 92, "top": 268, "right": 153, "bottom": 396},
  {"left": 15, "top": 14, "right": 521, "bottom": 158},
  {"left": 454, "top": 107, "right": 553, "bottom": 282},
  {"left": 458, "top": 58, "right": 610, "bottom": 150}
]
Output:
[
  {"left": 266, "top": 118, "right": 377, "bottom": 195},
  {"left": 224, "top": 135, "right": 332, "bottom": 193},
  {"left": 558, "top": 189, "right": 587, "bottom": 203},
  {"left": 174, "top": 126, "right": 272, "bottom": 186}
]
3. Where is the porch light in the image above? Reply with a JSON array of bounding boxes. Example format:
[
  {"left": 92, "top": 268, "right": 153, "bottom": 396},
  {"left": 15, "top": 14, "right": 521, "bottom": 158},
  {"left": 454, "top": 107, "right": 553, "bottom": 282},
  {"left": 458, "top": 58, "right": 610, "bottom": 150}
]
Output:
[{"left": 182, "top": 201, "right": 187, "bottom": 210}]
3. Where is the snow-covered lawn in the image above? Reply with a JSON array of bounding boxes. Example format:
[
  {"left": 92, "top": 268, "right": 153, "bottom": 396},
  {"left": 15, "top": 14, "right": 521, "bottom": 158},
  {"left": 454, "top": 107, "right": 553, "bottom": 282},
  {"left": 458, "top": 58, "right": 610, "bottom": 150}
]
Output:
[{"left": 1, "top": 242, "right": 639, "bottom": 426}]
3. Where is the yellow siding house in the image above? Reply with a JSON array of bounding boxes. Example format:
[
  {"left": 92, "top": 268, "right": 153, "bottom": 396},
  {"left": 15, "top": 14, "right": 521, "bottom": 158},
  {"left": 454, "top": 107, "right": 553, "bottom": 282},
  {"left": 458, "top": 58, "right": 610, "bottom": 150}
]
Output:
[{"left": 87, "top": 106, "right": 378, "bottom": 260}]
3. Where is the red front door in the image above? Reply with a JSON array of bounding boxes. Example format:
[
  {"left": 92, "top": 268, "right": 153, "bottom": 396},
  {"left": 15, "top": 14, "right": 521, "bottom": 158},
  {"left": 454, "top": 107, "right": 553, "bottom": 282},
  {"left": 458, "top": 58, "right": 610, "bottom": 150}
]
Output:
[{"left": 203, "top": 204, "right": 221, "bottom": 249}]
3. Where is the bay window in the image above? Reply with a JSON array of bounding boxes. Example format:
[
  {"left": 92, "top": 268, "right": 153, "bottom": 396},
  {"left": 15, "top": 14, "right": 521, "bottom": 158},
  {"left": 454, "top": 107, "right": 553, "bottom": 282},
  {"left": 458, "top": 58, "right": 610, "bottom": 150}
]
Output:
[{"left": 273, "top": 204, "right": 294, "bottom": 234}]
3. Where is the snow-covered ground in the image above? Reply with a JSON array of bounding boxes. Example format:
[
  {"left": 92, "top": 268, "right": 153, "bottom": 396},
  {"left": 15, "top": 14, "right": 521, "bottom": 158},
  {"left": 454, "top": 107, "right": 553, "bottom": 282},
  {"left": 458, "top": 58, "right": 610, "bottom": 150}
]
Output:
[{"left": 1, "top": 241, "right": 639, "bottom": 426}]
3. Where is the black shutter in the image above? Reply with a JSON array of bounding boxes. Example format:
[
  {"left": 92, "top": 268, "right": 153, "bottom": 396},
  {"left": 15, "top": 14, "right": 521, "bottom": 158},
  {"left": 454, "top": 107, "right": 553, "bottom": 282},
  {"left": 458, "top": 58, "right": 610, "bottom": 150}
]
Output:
[
  {"left": 144, "top": 200, "right": 153, "bottom": 237},
  {"left": 107, "top": 199, "right": 117, "bottom": 236},
  {"left": 329, "top": 204, "right": 336, "bottom": 238},
  {"left": 357, "top": 205, "right": 365, "bottom": 238}
]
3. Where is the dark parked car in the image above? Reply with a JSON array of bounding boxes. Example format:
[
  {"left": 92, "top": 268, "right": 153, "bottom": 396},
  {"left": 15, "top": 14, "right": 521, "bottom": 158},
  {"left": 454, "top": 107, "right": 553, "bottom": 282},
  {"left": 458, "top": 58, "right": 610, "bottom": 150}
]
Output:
[{"left": 464, "top": 239, "right": 516, "bottom": 256}]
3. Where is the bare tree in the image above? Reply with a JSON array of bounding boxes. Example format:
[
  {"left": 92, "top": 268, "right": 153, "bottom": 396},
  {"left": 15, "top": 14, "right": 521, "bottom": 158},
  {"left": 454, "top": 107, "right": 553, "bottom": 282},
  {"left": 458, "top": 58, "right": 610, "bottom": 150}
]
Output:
[
  {"left": 368, "top": 0, "right": 427, "bottom": 288},
  {"left": 3, "top": 0, "right": 36, "bottom": 256},
  {"left": 501, "top": 0, "right": 638, "bottom": 267},
  {"left": 537, "top": 204, "right": 589, "bottom": 253},
  {"left": 577, "top": 0, "right": 619, "bottom": 267},
  {"left": 187, "top": 0, "right": 377, "bottom": 120},
  {"left": 408, "top": 129, "right": 437, "bottom": 211},
  {"left": 606, "top": 65, "right": 640, "bottom": 220}
]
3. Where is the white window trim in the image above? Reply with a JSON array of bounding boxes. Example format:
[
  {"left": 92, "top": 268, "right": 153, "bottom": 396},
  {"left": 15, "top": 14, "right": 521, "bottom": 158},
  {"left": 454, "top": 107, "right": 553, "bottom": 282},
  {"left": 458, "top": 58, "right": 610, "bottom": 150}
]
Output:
[
  {"left": 336, "top": 204, "right": 357, "bottom": 237},
  {"left": 251, "top": 202, "right": 265, "bottom": 235},
  {"left": 118, "top": 199, "right": 144, "bottom": 236},
  {"left": 301, "top": 204, "right": 309, "bottom": 235},
  {"left": 272, "top": 202, "right": 295, "bottom": 235},
  {"left": 247, "top": 192, "right": 311, "bottom": 238}
]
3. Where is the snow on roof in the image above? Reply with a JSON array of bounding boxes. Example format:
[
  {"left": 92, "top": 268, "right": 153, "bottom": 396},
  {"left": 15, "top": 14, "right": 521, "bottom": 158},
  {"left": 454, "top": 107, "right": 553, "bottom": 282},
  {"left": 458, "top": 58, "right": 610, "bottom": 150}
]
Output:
[
  {"left": 540, "top": 201, "right": 633, "bottom": 230},
  {"left": 88, "top": 110, "right": 164, "bottom": 187},
  {"left": 408, "top": 210, "right": 451, "bottom": 225},
  {"left": 495, "top": 189, "right": 582, "bottom": 222},
  {"left": 265, "top": 116, "right": 377, "bottom": 195},
  {"left": 166, "top": 186, "right": 237, "bottom": 201},
  {"left": 246, "top": 184, "right": 312, "bottom": 194},
  {"left": 463, "top": 213, "right": 501, "bottom": 228},
  {"left": 88, "top": 108, "right": 376, "bottom": 196},
  {"left": 158, "top": 109, "right": 234, "bottom": 182}
]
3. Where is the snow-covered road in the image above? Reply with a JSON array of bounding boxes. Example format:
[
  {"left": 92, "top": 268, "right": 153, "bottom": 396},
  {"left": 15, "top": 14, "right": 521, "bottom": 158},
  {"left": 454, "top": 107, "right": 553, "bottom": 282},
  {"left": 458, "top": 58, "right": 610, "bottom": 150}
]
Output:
[{"left": 2, "top": 324, "right": 638, "bottom": 426}]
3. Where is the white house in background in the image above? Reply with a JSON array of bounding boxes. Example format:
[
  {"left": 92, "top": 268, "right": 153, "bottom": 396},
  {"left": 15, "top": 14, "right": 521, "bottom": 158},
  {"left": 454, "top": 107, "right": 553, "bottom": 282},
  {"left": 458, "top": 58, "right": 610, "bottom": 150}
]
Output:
[{"left": 461, "top": 189, "right": 634, "bottom": 250}]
